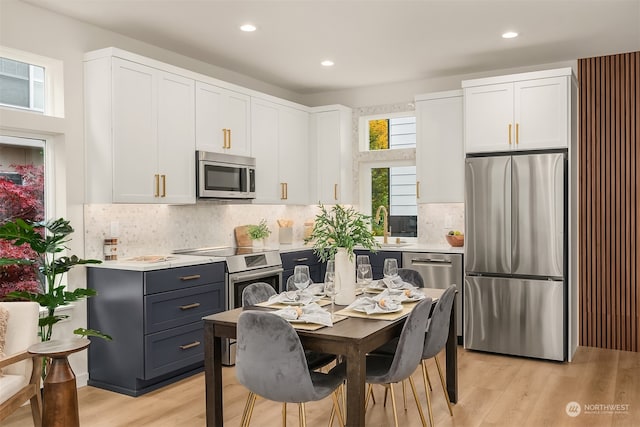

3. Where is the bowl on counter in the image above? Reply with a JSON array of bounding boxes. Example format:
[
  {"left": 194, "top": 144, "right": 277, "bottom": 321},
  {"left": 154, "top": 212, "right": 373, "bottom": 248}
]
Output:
[{"left": 445, "top": 234, "right": 464, "bottom": 247}]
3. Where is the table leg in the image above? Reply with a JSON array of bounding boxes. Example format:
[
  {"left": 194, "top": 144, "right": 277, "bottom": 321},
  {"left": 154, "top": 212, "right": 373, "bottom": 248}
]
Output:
[
  {"left": 345, "top": 347, "right": 367, "bottom": 427},
  {"left": 205, "top": 322, "right": 223, "bottom": 426},
  {"left": 42, "top": 356, "right": 80, "bottom": 427},
  {"left": 445, "top": 298, "right": 458, "bottom": 403}
]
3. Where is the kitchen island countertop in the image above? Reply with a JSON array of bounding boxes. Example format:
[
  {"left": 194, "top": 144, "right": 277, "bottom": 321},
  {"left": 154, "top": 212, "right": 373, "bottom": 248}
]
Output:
[
  {"left": 86, "top": 254, "right": 224, "bottom": 271},
  {"left": 269, "top": 241, "right": 464, "bottom": 255}
]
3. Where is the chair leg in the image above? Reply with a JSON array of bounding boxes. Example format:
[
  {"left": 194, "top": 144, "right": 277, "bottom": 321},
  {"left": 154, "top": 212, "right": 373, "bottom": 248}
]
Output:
[
  {"left": 408, "top": 376, "right": 428, "bottom": 427},
  {"left": 299, "top": 403, "right": 306, "bottom": 427},
  {"left": 30, "top": 387, "right": 43, "bottom": 427},
  {"left": 425, "top": 364, "right": 433, "bottom": 391},
  {"left": 383, "top": 385, "right": 389, "bottom": 407},
  {"left": 331, "top": 390, "right": 345, "bottom": 427},
  {"left": 434, "top": 356, "right": 454, "bottom": 416},
  {"left": 282, "top": 402, "right": 287, "bottom": 427},
  {"left": 388, "top": 383, "right": 399, "bottom": 427},
  {"left": 402, "top": 380, "right": 407, "bottom": 411},
  {"left": 244, "top": 392, "right": 257, "bottom": 427},
  {"left": 241, "top": 392, "right": 254, "bottom": 427},
  {"left": 422, "top": 361, "right": 435, "bottom": 427},
  {"left": 365, "top": 384, "right": 374, "bottom": 411}
]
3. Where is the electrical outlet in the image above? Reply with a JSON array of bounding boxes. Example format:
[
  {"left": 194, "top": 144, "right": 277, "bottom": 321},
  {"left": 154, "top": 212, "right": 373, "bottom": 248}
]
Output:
[{"left": 444, "top": 214, "right": 453, "bottom": 229}]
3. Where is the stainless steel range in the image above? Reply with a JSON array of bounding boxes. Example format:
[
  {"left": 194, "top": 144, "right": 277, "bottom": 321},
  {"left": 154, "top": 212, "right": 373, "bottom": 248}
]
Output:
[{"left": 174, "top": 246, "right": 283, "bottom": 365}]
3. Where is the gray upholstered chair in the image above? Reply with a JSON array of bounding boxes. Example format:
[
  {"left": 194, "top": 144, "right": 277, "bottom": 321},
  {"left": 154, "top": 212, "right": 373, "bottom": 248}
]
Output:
[
  {"left": 364, "top": 297, "right": 433, "bottom": 427},
  {"left": 421, "top": 285, "right": 456, "bottom": 427},
  {"left": 236, "top": 311, "right": 346, "bottom": 427},
  {"left": 242, "top": 282, "right": 277, "bottom": 306},
  {"left": 398, "top": 268, "right": 425, "bottom": 288}
]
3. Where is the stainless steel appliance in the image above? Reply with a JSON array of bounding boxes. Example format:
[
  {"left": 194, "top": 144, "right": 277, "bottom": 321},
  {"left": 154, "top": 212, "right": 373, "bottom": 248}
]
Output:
[
  {"left": 196, "top": 151, "right": 256, "bottom": 199},
  {"left": 464, "top": 151, "right": 567, "bottom": 361},
  {"left": 402, "top": 252, "right": 463, "bottom": 338},
  {"left": 175, "top": 246, "right": 283, "bottom": 365}
]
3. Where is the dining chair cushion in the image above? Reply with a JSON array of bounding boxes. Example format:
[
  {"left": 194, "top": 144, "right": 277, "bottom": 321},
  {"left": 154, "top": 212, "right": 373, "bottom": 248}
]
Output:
[
  {"left": 398, "top": 268, "right": 425, "bottom": 288},
  {"left": 422, "top": 285, "right": 456, "bottom": 360},
  {"left": 241, "top": 282, "right": 277, "bottom": 306},
  {"left": 236, "top": 311, "right": 345, "bottom": 403},
  {"left": 365, "top": 297, "right": 433, "bottom": 385}
]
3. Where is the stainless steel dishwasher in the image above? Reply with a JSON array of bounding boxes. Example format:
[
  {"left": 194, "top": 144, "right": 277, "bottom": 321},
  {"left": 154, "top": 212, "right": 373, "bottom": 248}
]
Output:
[{"left": 402, "top": 252, "right": 463, "bottom": 338}]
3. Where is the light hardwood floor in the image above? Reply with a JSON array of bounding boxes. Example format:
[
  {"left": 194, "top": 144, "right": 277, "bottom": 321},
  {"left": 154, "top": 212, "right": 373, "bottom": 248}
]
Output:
[{"left": 4, "top": 346, "right": 638, "bottom": 427}]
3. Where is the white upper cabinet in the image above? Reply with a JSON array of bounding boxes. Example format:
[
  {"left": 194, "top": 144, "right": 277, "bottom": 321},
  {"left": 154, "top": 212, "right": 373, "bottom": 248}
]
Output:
[
  {"left": 251, "top": 97, "right": 309, "bottom": 205},
  {"left": 85, "top": 52, "right": 195, "bottom": 204},
  {"left": 195, "top": 81, "right": 251, "bottom": 156},
  {"left": 415, "top": 90, "right": 464, "bottom": 203},
  {"left": 463, "top": 68, "right": 572, "bottom": 153},
  {"left": 309, "top": 106, "right": 353, "bottom": 205}
]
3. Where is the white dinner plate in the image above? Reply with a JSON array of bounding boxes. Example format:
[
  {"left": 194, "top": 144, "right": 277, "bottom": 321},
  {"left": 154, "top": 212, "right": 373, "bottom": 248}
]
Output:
[{"left": 354, "top": 305, "right": 402, "bottom": 314}]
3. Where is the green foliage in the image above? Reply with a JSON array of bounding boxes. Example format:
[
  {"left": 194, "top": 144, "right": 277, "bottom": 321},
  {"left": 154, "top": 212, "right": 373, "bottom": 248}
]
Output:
[
  {"left": 369, "top": 119, "right": 389, "bottom": 150},
  {"left": 0, "top": 218, "right": 109, "bottom": 345},
  {"left": 371, "top": 168, "right": 390, "bottom": 236},
  {"left": 247, "top": 219, "right": 271, "bottom": 240},
  {"left": 304, "top": 204, "right": 379, "bottom": 262}
]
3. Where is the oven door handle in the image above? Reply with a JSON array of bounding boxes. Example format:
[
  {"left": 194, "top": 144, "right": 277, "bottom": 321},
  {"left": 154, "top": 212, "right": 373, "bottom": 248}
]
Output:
[{"left": 230, "top": 267, "right": 284, "bottom": 282}]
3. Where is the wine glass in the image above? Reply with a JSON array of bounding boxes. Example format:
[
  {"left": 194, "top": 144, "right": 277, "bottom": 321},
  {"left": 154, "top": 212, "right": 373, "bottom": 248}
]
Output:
[
  {"left": 293, "top": 265, "right": 311, "bottom": 291},
  {"left": 356, "top": 255, "right": 370, "bottom": 286},
  {"left": 324, "top": 271, "right": 341, "bottom": 320},
  {"left": 359, "top": 264, "right": 373, "bottom": 288},
  {"left": 383, "top": 258, "right": 398, "bottom": 278}
]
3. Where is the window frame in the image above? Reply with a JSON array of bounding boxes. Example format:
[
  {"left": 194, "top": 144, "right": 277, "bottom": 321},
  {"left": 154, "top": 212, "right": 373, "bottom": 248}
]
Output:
[{"left": 358, "top": 111, "right": 416, "bottom": 152}]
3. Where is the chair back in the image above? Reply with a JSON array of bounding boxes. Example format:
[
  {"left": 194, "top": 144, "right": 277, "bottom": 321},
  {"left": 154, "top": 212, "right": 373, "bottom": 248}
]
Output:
[
  {"left": 398, "top": 268, "right": 425, "bottom": 288},
  {"left": 0, "top": 301, "right": 39, "bottom": 377},
  {"left": 242, "top": 282, "right": 277, "bottom": 306},
  {"left": 380, "top": 297, "right": 433, "bottom": 383},
  {"left": 285, "top": 275, "right": 314, "bottom": 291},
  {"left": 422, "top": 285, "right": 456, "bottom": 359},
  {"left": 236, "top": 311, "right": 317, "bottom": 403}
]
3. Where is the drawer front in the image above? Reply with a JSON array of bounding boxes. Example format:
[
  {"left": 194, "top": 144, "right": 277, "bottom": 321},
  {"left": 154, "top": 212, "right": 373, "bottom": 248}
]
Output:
[
  {"left": 144, "top": 283, "right": 224, "bottom": 334},
  {"left": 145, "top": 262, "right": 224, "bottom": 294},
  {"left": 144, "top": 322, "right": 204, "bottom": 379},
  {"left": 281, "top": 250, "right": 322, "bottom": 283}
]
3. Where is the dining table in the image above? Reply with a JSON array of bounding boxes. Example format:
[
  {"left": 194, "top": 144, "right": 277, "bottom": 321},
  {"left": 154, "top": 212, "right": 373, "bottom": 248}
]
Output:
[{"left": 203, "top": 287, "right": 457, "bottom": 427}]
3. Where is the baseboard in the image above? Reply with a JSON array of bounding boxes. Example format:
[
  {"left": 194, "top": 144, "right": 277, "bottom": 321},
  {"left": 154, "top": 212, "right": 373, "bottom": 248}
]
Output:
[{"left": 76, "top": 371, "right": 89, "bottom": 387}]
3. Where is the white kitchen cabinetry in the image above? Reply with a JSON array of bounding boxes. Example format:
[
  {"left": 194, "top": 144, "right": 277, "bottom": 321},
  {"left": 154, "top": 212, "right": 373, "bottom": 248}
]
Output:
[
  {"left": 195, "top": 81, "right": 251, "bottom": 156},
  {"left": 463, "top": 68, "right": 572, "bottom": 153},
  {"left": 415, "top": 90, "right": 464, "bottom": 203},
  {"left": 309, "top": 106, "right": 353, "bottom": 204},
  {"left": 85, "top": 51, "right": 195, "bottom": 204},
  {"left": 251, "top": 97, "right": 309, "bottom": 204}
]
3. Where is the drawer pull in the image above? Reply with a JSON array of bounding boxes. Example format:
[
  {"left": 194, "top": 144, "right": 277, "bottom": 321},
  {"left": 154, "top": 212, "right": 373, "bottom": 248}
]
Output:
[
  {"left": 179, "top": 303, "right": 201, "bottom": 310},
  {"left": 179, "top": 341, "right": 201, "bottom": 350},
  {"left": 180, "top": 274, "right": 201, "bottom": 281},
  {"left": 295, "top": 258, "right": 309, "bottom": 262}
]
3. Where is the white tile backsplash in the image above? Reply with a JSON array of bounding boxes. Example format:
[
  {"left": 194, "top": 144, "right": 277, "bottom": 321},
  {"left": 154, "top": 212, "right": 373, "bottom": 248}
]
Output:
[{"left": 418, "top": 203, "right": 465, "bottom": 246}]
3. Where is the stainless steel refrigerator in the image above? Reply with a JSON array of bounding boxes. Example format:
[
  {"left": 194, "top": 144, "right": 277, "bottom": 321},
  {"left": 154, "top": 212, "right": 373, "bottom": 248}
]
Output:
[{"left": 464, "top": 151, "right": 567, "bottom": 361}]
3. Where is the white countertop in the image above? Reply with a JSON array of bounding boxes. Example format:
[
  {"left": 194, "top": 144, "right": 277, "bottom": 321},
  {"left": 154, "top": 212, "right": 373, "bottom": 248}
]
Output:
[
  {"left": 86, "top": 254, "right": 225, "bottom": 272},
  {"left": 270, "top": 241, "right": 464, "bottom": 255}
]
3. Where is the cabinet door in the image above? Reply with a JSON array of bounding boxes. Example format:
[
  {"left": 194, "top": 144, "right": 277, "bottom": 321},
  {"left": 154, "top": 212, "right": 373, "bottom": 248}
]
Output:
[
  {"left": 514, "top": 76, "right": 568, "bottom": 150},
  {"left": 112, "top": 58, "right": 158, "bottom": 203},
  {"left": 195, "top": 81, "right": 225, "bottom": 153},
  {"left": 279, "top": 105, "right": 309, "bottom": 204},
  {"left": 464, "top": 83, "right": 514, "bottom": 153},
  {"left": 314, "top": 110, "right": 342, "bottom": 204},
  {"left": 416, "top": 93, "right": 464, "bottom": 203},
  {"left": 157, "top": 71, "right": 195, "bottom": 204},
  {"left": 225, "top": 90, "right": 251, "bottom": 156},
  {"left": 251, "top": 98, "right": 280, "bottom": 203}
]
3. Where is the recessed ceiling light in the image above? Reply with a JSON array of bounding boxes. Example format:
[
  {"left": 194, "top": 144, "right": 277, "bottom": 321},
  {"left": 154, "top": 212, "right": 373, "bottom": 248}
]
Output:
[
  {"left": 321, "top": 60, "right": 334, "bottom": 67},
  {"left": 502, "top": 31, "right": 518, "bottom": 39},
  {"left": 240, "top": 24, "right": 257, "bottom": 32}
]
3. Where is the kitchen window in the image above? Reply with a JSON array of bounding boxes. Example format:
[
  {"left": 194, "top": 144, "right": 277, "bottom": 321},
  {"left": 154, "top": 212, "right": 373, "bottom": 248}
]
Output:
[{"left": 360, "top": 113, "right": 416, "bottom": 151}]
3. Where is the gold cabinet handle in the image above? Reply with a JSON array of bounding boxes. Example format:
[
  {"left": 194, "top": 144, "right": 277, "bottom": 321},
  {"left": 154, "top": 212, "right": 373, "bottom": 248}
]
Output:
[
  {"left": 280, "top": 183, "right": 286, "bottom": 200},
  {"left": 179, "top": 302, "right": 201, "bottom": 310},
  {"left": 284, "top": 182, "right": 288, "bottom": 199},
  {"left": 228, "top": 129, "right": 231, "bottom": 149},
  {"left": 516, "top": 123, "right": 519, "bottom": 145},
  {"left": 154, "top": 174, "right": 160, "bottom": 197},
  {"left": 179, "top": 274, "right": 201, "bottom": 281},
  {"left": 334, "top": 184, "right": 338, "bottom": 201},
  {"left": 179, "top": 341, "right": 201, "bottom": 350},
  {"left": 161, "top": 174, "right": 166, "bottom": 197},
  {"left": 222, "top": 129, "right": 228, "bottom": 149},
  {"left": 508, "top": 124, "right": 512, "bottom": 145},
  {"left": 416, "top": 181, "right": 420, "bottom": 199}
]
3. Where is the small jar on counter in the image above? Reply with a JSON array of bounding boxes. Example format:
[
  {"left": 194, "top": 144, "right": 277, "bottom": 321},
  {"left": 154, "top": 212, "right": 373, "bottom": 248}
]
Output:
[{"left": 103, "top": 238, "right": 118, "bottom": 261}]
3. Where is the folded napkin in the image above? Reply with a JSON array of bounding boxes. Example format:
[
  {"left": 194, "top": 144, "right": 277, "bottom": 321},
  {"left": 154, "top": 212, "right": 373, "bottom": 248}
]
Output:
[
  {"left": 345, "top": 296, "right": 402, "bottom": 315},
  {"left": 306, "top": 283, "right": 325, "bottom": 296},
  {"left": 381, "top": 276, "right": 416, "bottom": 290},
  {"left": 273, "top": 303, "right": 333, "bottom": 326},
  {"left": 266, "top": 290, "right": 317, "bottom": 306},
  {"left": 377, "top": 288, "right": 425, "bottom": 303}
]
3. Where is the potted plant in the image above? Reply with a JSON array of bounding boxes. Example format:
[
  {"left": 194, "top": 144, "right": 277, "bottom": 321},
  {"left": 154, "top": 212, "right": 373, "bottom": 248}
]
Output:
[
  {"left": 0, "top": 218, "right": 112, "bottom": 377},
  {"left": 304, "top": 204, "right": 379, "bottom": 304},
  {"left": 247, "top": 219, "right": 271, "bottom": 248}
]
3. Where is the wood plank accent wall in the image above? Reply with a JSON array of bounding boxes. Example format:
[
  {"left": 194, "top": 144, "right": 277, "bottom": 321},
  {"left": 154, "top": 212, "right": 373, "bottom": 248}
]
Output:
[{"left": 578, "top": 51, "right": 639, "bottom": 352}]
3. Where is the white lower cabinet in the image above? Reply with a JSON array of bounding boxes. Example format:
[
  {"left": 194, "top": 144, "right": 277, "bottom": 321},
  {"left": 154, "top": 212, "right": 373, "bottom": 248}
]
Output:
[
  {"left": 85, "top": 50, "right": 195, "bottom": 204},
  {"left": 251, "top": 97, "right": 309, "bottom": 204}
]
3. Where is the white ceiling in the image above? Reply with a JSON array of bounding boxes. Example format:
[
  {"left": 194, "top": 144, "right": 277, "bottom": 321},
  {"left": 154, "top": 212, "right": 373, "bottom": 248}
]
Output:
[{"left": 22, "top": 0, "right": 640, "bottom": 94}]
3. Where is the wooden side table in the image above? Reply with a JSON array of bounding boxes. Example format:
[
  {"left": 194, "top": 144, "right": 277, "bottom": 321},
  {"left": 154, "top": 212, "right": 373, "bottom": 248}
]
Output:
[{"left": 28, "top": 338, "right": 90, "bottom": 427}]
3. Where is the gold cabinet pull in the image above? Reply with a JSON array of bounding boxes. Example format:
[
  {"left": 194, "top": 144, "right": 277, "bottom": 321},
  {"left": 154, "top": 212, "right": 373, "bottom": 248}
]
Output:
[
  {"left": 179, "top": 341, "right": 201, "bottom": 350},
  {"left": 154, "top": 174, "right": 160, "bottom": 197},
  {"left": 228, "top": 129, "right": 231, "bottom": 149},
  {"left": 179, "top": 302, "right": 201, "bottom": 310},
  {"left": 161, "top": 174, "right": 166, "bottom": 197},
  {"left": 280, "top": 183, "right": 286, "bottom": 200},
  {"left": 508, "top": 124, "right": 512, "bottom": 145},
  {"left": 222, "top": 129, "right": 228, "bottom": 149},
  {"left": 516, "top": 123, "right": 519, "bottom": 145},
  {"left": 416, "top": 181, "right": 420, "bottom": 199},
  {"left": 334, "top": 184, "right": 338, "bottom": 201},
  {"left": 179, "top": 274, "right": 201, "bottom": 281},
  {"left": 284, "top": 182, "right": 288, "bottom": 199}
]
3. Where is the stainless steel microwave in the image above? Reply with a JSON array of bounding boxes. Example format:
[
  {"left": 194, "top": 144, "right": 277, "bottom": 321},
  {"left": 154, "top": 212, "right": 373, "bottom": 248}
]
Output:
[{"left": 196, "top": 151, "right": 256, "bottom": 199}]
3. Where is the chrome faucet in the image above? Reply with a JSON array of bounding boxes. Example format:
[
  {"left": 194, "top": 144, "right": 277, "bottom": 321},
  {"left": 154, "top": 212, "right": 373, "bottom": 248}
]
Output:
[{"left": 375, "top": 205, "right": 389, "bottom": 244}]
